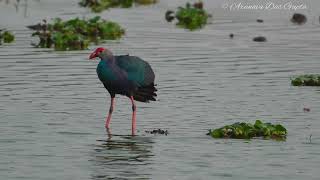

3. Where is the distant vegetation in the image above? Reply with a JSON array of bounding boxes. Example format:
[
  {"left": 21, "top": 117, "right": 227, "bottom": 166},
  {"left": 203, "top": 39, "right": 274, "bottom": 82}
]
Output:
[
  {"left": 0, "top": 30, "right": 15, "bottom": 45},
  {"left": 165, "top": 1, "right": 210, "bottom": 30},
  {"left": 291, "top": 13, "right": 307, "bottom": 25},
  {"left": 291, "top": 74, "right": 320, "bottom": 86},
  {"left": 79, "top": 0, "right": 158, "bottom": 13},
  {"left": 207, "top": 120, "right": 287, "bottom": 140},
  {"left": 253, "top": 36, "right": 267, "bottom": 42},
  {"left": 28, "top": 16, "right": 125, "bottom": 51}
]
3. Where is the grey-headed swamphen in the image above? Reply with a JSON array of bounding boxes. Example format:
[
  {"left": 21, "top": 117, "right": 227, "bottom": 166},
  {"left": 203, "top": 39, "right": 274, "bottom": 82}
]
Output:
[{"left": 89, "top": 47, "right": 157, "bottom": 135}]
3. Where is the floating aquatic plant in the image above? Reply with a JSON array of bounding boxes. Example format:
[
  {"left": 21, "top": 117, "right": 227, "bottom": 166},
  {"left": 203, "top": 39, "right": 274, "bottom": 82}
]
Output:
[
  {"left": 165, "top": 1, "right": 210, "bottom": 30},
  {"left": 0, "top": 30, "right": 15, "bottom": 44},
  {"left": 291, "top": 13, "right": 307, "bottom": 25},
  {"left": 253, "top": 36, "right": 267, "bottom": 42},
  {"left": 79, "top": 0, "right": 158, "bottom": 13},
  {"left": 256, "top": 19, "right": 264, "bottom": 23},
  {"left": 207, "top": 120, "right": 287, "bottom": 140},
  {"left": 145, "top": 129, "right": 169, "bottom": 135},
  {"left": 29, "top": 16, "right": 125, "bottom": 51},
  {"left": 291, "top": 74, "right": 320, "bottom": 86}
]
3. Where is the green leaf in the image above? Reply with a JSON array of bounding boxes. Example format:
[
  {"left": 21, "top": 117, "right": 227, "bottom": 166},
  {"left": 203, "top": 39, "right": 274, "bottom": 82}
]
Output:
[
  {"left": 210, "top": 129, "right": 223, "bottom": 138},
  {"left": 0, "top": 31, "right": 15, "bottom": 43},
  {"left": 275, "top": 124, "right": 286, "bottom": 132}
]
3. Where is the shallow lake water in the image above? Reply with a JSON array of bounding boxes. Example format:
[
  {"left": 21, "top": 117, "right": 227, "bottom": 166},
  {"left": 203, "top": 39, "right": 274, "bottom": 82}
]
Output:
[{"left": 1, "top": 0, "right": 320, "bottom": 179}]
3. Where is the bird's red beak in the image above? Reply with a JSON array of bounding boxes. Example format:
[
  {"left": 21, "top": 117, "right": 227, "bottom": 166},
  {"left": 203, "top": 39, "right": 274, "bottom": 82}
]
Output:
[
  {"left": 89, "top": 47, "right": 106, "bottom": 60},
  {"left": 89, "top": 52, "right": 97, "bottom": 60}
]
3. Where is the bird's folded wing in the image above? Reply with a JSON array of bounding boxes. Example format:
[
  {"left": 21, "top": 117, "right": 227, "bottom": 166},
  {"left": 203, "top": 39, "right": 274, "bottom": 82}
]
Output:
[{"left": 115, "top": 55, "right": 155, "bottom": 86}]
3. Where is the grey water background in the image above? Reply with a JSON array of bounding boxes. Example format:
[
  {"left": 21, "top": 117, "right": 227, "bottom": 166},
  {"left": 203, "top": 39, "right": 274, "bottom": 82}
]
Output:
[{"left": 1, "top": 0, "right": 320, "bottom": 179}]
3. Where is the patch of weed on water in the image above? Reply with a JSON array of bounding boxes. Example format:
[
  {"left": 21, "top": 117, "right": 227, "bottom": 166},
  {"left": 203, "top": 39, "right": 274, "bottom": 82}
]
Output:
[
  {"left": 207, "top": 120, "right": 287, "bottom": 140},
  {"left": 29, "top": 16, "right": 125, "bottom": 51}
]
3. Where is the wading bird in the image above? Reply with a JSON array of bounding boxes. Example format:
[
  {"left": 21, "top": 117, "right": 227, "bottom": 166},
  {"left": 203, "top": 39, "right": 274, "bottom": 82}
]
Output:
[{"left": 89, "top": 47, "right": 157, "bottom": 135}]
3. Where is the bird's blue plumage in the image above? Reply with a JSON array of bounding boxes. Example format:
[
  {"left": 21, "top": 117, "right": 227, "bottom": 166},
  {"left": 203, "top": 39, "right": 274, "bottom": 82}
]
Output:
[
  {"left": 96, "top": 54, "right": 156, "bottom": 101},
  {"left": 96, "top": 60, "right": 117, "bottom": 82},
  {"left": 115, "top": 55, "right": 153, "bottom": 86}
]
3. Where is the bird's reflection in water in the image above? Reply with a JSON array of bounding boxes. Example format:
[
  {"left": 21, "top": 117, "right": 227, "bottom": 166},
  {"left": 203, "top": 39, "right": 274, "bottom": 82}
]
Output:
[{"left": 91, "top": 129, "right": 154, "bottom": 179}]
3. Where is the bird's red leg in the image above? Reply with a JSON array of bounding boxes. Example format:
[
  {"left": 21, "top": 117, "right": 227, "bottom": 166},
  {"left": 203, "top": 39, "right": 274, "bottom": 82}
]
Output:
[
  {"left": 130, "top": 96, "right": 136, "bottom": 136},
  {"left": 105, "top": 97, "right": 115, "bottom": 129}
]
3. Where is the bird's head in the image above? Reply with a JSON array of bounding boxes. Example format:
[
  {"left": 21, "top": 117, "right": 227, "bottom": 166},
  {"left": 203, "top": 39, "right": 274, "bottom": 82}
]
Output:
[{"left": 89, "top": 47, "right": 113, "bottom": 60}]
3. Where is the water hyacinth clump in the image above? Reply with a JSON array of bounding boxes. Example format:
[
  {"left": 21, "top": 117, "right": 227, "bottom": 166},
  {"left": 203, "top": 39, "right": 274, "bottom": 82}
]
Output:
[
  {"left": 207, "top": 120, "right": 287, "bottom": 140},
  {"left": 29, "top": 16, "right": 125, "bottom": 51},
  {"left": 166, "top": 2, "right": 210, "bottom": 30},
  {"left": 291, "top": 13, "right": 307, "bottom": 25},
  {"left": 79, "top": 0, "right": 158, "bottom": 13},
  {"left": 291, "top": 74, "right": 320, "bottom": 86},
  {"left": 0, "top": 30, "right": 15, "bottom": 44}
]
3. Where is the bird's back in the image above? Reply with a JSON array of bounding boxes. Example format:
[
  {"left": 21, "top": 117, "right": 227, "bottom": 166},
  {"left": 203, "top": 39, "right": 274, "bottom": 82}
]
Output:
[
  {"left": 115, "top": 55, "right": 157, "bottom": 102},
  {"left": 97, "top": 55, "right": 157, "bottom": 102},
  {"left": 115, "top": 55, "right": 155, "bottom": 87}
]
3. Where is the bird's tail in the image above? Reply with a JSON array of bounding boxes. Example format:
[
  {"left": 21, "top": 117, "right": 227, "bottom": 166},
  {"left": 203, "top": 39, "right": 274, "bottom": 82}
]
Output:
[{"left": 133, "top": 83, "right": 157, "bottom": 102}]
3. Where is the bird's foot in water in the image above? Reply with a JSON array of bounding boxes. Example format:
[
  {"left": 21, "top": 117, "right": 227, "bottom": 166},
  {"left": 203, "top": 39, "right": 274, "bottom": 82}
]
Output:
[
  {"left": 106, "top": 128, "right": 112, "bottom": 139},
  {"left": 131, "top": 129, "right": 136, "bottom": 136}
]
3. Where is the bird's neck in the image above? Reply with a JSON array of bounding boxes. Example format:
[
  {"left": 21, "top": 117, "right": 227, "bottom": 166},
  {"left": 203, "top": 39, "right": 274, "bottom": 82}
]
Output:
[{"left": 100, "top": 54, "right": 116, "bottom": 64}]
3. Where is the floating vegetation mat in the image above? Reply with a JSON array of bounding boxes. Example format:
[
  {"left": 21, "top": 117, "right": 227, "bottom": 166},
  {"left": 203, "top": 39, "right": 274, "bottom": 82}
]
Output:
[
  {"left": 0, "top": 30, "right": 14, "bottom": 45},
  {"left": 79, "top": 0, "right": 158, "bottom": 13},
  {"left": 165, "top": 1, "right": 210, "bottom": 30},
  {"left": 291, "top": 74, "right": 320, "bottom": 86},
  {"left": 291, "top": 13, "right": 307, "bottom": 25},
  {"left": 145, "top": 129, "right": 168, "bottom": 135},
  {"left": 207, "top": 120, "right": 287, "bottom": 140},
  {"left": 28, "top": 16, "right": 125, "bottom": 51}
]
